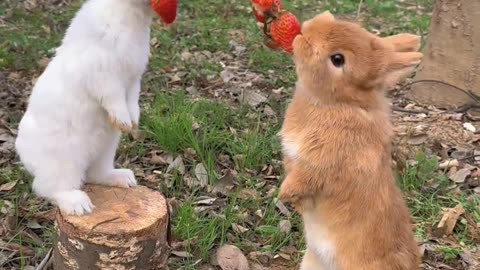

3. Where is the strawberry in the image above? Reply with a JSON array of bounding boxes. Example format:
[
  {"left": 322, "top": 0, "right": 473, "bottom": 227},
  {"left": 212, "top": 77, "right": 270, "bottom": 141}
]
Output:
[
  {"left": 264, "top": 36, "right": 280, "bottom": 50},
  {"left": 270, "top": 12, "right": 301, "bottom": 53},
  {"left": 151, "top": 0, "right": 178, "bottom": 25},
  {"left": 251, "top": 0, "right": 283, "bottom": 13},
  {"left": 252, "top": 6, "right": 266, "bottom": 23}
]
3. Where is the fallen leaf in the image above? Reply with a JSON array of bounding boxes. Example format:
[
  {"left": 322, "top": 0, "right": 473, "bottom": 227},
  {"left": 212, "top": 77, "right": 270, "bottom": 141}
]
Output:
[
  {"left": 195, "top": 163, "right": 209, "bottom": 187},
  {"left": 220, "top": 70, "right": 235, "bottom": 83},
  {"left": 0, "top": 181, "right": 16, "bottom": 192},
  {"left": 433, "top": 204, "right": 465, "bottom": 237},
  {"left": 248, "top": 251, "right": 272, "bottom": 266},
  {"left": 0, "top": 215, "right": 16, "bottom": 236},
  {"left": 148, "top": 151, "right": 169, "bottom": 165},
  {"left": 217, "top": 244, "right": 250, "bottom": 270},
  {"left": 166, "top": 156, "right": 185, "bottom": 174},
  {"left": 279, "top": 220, "right": 291, "bottom": 234},
  {"left": 449, "top": 168, "right": 471, "bottom": 183},
  {"left": 172, "top": 251, "right": 194, "bottom": 258},
  {"left": 275, "top": 199, "right": 291, "bottom": 216},
  {"left": 243, "top": 90, "right": 267, "bottom": 108},
  {"left": 263, "top": 105, "right": 276, "bottom": 117},
  {"left": 211, "top": 172, "right": 236, "bottom": 196},
  {"left": 145, "top": 174, "right": 160, "bottom": 183},
  {"left": 407, "top": 134, "right": 428, "bottom": 145},
  {"left": 232, "top": 223, "right": 249, "bottom": 234},
  {"left": 26, "top": 219, "right": 42, "bottom": 229},
  {"left": 194, "top": 197, "right": 217, "bottom": 205}
]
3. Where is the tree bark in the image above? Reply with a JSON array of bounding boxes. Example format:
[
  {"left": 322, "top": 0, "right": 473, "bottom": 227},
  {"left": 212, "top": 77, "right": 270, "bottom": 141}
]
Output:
[
  {"left": 408, "top": 0, "right": 480, "bottom": 108},
  {"left": 53, "top": 184, "right": 171, "bottom": 270}
]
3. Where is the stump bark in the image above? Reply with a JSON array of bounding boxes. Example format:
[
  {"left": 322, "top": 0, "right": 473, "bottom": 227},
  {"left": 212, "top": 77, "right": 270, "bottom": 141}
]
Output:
[
  {"left": 408, "top": 0, "right": 480, "bottom": 108},
  {"left": 53, "top": 184, "right": 171, "bottom": 270}
]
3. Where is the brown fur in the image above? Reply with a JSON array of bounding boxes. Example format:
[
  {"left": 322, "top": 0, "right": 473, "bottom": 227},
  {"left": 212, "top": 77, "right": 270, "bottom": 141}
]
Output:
[{"left": 278, "top": 11, "right": 422, "bottom": 270}]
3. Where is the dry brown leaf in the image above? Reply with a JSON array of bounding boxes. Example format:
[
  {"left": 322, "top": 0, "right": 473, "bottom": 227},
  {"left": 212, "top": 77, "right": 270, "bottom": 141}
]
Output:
[
  {"left": 449, "top": 168, "right": 471, "bottom": 183},
  {"left": 166, "top": 155, "right": 185, "bottom": 174},
  {"left": 243, "top": 90, "right": 267, "bottom": 108},
  {"left": 232, "top": 223, "right": 249, "bottom": 234},
  {"left": 211, "top": 172, "right": 236, "bottom": 196},
  {"left": 279, "top": 220, "right": 291, "bottom": 234},
  {"left": 171, "top": 251, "right": 194, "bottom": 258},
  {"left": 0, "top": 181, "right": 16, "bottom": 192},
  {"left": 195, "top": 163, "right": 209, "bottom": 187},
  {"left": 408, "top": 134, "right": 428, "bottom": 145},
  {"left": 275, "top": 199, "right": 291, "bottom": 216},
  {"left": 433, "top": 204, "right": 465, "bottom": 237},
  {"left": 149, "top": 151, "right": 169, "bottom": 165},
  {"left": 217, "top": 244, "right": 249, "bottom": 270}
]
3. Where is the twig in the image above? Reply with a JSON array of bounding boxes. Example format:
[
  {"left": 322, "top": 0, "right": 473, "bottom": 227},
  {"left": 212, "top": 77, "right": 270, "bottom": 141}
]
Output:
[
  {"left": 35, "top": 248, "right": 53, "bottom": 270},
  {"left": 402, "top": 79, "right": 480, "bottom": 104},
  {"left": 356, "top": 0, "right": 364, "bottom": 19},
  {"left": 392, "top": 106, "right": 429, "bottom": 114}
]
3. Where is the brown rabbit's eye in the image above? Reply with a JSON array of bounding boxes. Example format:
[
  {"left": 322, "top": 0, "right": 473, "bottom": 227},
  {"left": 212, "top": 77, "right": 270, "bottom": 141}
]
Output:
[{"left": 330, "top": 54, "right": 345, "bottom": 68}]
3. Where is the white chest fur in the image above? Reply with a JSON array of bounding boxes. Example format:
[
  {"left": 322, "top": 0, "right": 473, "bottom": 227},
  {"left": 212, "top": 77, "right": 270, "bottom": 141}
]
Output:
[
  {"left": 281, "top": 133, "right": 300, "bottom": 160},
  {"left": 303, "top": 210, "right": 336, "bottom": 270}
]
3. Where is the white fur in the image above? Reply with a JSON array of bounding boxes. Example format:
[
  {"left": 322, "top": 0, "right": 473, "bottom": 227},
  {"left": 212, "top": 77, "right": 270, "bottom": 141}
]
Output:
[
  {"left": 281, "top": 133, "right": 300, "bottom": 160},
  {"left": 15, "top": 0, "right": 154, "bottom": 215},
  {"left": 301, "top": 210, "right": 336, "bottom": 270}
]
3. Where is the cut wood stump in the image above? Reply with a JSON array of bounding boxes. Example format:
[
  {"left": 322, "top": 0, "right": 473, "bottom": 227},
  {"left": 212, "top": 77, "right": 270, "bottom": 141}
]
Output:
[
  {"left": 53, "top": 184, "right": 171, "bottom": 270},
  {"left": 408, "top": 0, "right": 480, "bottom": 108}
]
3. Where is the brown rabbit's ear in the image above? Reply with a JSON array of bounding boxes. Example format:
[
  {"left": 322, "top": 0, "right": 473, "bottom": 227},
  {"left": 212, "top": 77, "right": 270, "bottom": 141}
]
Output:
[
  {"left": 310, "top": 10, "right": 335, "bottom": 23},
  {"left": 382, "top": 33, "right": 421, "bottom": 52},
  {"left": 318, "top": 10, "right": 335, "bottom": 21},
  {"left": 385, "top": 51, "right": 423, "bottom": 87}
]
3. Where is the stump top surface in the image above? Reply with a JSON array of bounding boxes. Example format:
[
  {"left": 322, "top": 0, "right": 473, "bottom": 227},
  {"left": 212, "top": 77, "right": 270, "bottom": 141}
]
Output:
[{"left": 60, "top": 184, "right": 168, "bottom": 236}]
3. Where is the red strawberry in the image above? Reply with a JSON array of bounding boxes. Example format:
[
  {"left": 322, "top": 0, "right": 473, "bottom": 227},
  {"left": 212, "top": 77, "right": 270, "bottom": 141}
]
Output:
[
  {"left": 251, "top": 0, "right": 283, "bottom": 14},
  {"left": 252, "top": 6, "right": 266, "bottom": 23},
  {"left": 270, "top": 12, "right": 301, "bottom": 53},
  {"left": 151, "top": 0, "right": 178, "bottom": 25},
  {"left": 264, "top": 36, "right": 280, "bottom": 50}
]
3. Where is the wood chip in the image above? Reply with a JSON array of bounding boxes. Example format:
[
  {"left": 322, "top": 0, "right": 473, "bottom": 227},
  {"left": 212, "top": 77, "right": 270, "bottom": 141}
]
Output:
[{"left": 433, "top": 204, "right": 465, "bottom": 237}]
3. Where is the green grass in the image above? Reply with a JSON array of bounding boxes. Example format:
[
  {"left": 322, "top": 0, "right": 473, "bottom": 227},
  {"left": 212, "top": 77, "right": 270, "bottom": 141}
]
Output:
[
  {"left": 399, "top": 152, "right": 480, "bottom": 253},
  {"left": 143, "top": 91, "right": 281, "bottom": 180}
]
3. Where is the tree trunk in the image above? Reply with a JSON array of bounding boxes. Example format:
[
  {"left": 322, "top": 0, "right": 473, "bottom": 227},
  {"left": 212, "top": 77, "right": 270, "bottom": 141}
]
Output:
[
  {"left": 407, "top": 0, "right": 480, "bottom": 108},
  {"left": 53, "top": 184, "right": 171, "bottom": 270}
]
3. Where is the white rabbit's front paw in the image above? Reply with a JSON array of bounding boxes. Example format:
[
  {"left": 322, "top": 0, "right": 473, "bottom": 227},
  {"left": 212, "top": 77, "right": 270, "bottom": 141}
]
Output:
[
  {"left": 53, "top": 190, "right": 95, "bottom": 215},
  {"left": 128, "top": 103, "right": 140, "bottom": 128},
  {"left": 97, "top": 169, "right": 137, "bottom": 188},
  {"left": 108, "top": 113, "right": 132, "bottom": 133}
]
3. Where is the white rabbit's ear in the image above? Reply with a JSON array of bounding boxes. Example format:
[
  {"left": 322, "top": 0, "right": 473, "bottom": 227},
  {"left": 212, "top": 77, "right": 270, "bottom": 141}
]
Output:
[
  {"left": 382, "top": 33, "right": 421, "bottom": 52},
  {"left": 384, "top": 51, "right": 423, "bottom": 88}
]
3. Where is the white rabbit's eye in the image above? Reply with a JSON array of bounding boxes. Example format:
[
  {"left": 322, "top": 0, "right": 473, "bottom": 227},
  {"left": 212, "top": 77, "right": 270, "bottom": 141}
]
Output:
[{"left": 330, "top": 54, "right": 345, "bottom": 68}]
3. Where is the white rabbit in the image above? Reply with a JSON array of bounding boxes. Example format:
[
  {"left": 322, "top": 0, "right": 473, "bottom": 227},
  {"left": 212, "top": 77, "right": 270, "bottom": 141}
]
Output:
[{"left": 15, "top": 0, "right": 157, "bottom": 215}]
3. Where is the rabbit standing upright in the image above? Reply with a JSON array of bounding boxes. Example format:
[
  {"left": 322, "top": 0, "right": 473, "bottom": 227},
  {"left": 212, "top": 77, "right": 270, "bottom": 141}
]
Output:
[
  {"left": 278, "top": 11, "right": 423, "bottom": 270},
  {"left": 15, "top": 0, "right": 176, "bottom": 215}
]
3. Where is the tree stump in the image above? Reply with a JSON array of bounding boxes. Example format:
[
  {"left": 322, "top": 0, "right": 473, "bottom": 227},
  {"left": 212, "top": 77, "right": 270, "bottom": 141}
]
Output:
[
  {"left": 53, "top": 184, "right": 171, "bottom": 270},
  {"left": 408, "top": 0, "right": 480, "bottom": 108}
]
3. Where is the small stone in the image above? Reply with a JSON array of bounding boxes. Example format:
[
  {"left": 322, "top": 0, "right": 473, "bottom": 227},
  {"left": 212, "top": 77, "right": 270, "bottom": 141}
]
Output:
[{"left": 463, "top": 122, "right": 476, "bottom": 132}]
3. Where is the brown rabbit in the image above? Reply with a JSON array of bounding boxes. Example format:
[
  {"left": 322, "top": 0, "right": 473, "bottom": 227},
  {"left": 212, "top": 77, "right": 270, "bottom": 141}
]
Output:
[{"left": 277, "top": 11, "right": 423, "bottom": 270}]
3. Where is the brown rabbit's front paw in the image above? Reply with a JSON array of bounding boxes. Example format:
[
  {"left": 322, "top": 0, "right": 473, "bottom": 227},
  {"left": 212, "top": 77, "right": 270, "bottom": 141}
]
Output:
[{"left": 108, "top": 115, "right": 133, "bottom": 133}]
